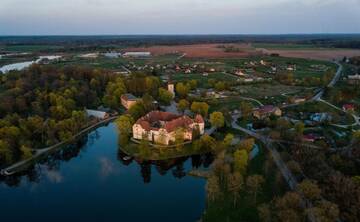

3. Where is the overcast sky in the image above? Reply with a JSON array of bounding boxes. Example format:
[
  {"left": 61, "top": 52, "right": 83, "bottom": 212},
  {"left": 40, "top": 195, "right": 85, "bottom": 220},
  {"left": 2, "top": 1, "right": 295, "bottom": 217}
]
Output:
[{"left": 1, "top": 0, "right": 360, "bottom": 35}]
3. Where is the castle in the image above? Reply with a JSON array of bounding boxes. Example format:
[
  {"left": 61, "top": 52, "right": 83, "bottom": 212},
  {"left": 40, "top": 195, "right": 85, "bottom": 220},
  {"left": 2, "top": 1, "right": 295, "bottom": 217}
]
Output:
[{"left": 132, "top": 111, "right": 205, "bottom": 145}]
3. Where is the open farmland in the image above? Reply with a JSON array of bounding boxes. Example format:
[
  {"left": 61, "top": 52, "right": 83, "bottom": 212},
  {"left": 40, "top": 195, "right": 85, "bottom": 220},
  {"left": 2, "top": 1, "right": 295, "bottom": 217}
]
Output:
[
  {"left": 258, "top": 48, "right": 360, "bottom": 61},
  {"left": 124, "top": 43, "right": 261, "bottom": 58}
]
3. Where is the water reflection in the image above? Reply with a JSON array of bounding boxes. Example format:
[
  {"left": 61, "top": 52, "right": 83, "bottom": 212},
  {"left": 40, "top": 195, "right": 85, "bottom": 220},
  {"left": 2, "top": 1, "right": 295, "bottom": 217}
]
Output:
[{"left": 0, "top": 128, "right": 214, "bottom": 188}]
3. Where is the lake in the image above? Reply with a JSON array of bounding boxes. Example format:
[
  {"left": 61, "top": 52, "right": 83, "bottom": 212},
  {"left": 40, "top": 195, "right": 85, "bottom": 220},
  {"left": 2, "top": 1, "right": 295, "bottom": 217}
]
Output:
[
  {"left": 0, "top": 55, "right": 61, "bottom": 73},
  {"left": 0, "top": 123, "right": 212, "bottom": 222}
]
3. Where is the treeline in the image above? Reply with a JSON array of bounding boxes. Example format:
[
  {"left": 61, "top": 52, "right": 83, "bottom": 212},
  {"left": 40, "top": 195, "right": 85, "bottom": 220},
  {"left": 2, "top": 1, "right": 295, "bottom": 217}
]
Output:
[{"left": 0, "top": 64, "right": 121, "bottom": 166}]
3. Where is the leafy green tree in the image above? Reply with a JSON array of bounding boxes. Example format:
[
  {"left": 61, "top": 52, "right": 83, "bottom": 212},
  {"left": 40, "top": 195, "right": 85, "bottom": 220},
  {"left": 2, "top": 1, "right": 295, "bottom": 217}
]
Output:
[
  {"left": 177, "top": 99, "right": 189, "bottom": 113},
  {"left": 20, "top": 145, "right": 32, "bottom": 160},
  {"left": 191, "top": 101, "right": 209, "bottom": 117},
  {"left": 158, "top": 88, "right": 173, "bottom": 105},
  {"left": 116, "top": 114, "right": 134, "bottom": 136},
  {"left": 214, "top": 81, "right": 226, "bottom": 91},
  {"left": 237, "top": 138, "right": 255, "bottom": 153},
  {"left": 240, "top": 101, "right": 253, "bottom": 119},
  {"left": 234, "top": 149, "right": 248, "bottom": 173},
  {"left": 222, "top": 133, "right": 234, "bottom": 148},
  {"left": 102, "top": 77, "right": 127, "bottom": 109},
  {"left": 128, "top": 102, "right": 146, "bottom": 120},
  {"left": 176, "top": 82, "right": 190, "bottom": 98},
  {"left": 210, "top": 112, "right": 225, "bottom": 129},
  {"left": 0, "top": 140, "right": 12, "bottom": 164}
]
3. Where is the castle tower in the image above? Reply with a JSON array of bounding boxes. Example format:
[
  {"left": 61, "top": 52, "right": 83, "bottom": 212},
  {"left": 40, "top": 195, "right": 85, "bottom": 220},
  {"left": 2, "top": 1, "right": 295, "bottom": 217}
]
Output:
[{"left": 167, "top": 74, "right": 175, "bottom": 97}]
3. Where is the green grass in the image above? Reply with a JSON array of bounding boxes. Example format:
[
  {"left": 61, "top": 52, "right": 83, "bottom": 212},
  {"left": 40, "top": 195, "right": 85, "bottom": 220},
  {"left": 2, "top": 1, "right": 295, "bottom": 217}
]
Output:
[{"left": 172, "top": 72, "right": 239, "bottom": 87}]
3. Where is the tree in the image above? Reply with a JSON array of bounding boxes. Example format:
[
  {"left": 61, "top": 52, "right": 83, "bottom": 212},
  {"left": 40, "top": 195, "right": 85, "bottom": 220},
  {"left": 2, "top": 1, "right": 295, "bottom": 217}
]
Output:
[
  {"left": 128, "top": 102, "right": 146, "bottom": 120},
  {"left": 294, "top": 121, "right": 305, "bottom": 136},
  {"left": 191, "top": 101, "right": 209, "bottom": 117},
  {"left": 0, "top": 140, "right": 12, "bottom": 164},
  {"left": 206, "top": 174, "right": 222, "bottom": 202},
  {"left": 177, "top": 99, "right": 189, "bottom": 113},
  {"left": 158, "top": 88, "right": 173, "bottom": 105},
  {"left": 227, "top": 172, "right": 243, "bottom": 206},
  {"left": 222, "top": 133, "right": 234, "bottom": 148},
  {"left": 308, "top": 200, "right": 339, "bottom": 222},
  {"left": 214, "top": 81, "right": 226, "bottom": 91},
  {"left": 174, "top": 128, "right": 185, "bottom": 150},
  {"left": 246, "top": 174, "right": 265, "bottom": 202},
  {"left": 116, "top": 114, "right": 134, "bottom": 136},
  {"left": 20, "top": 145, "right": 32, "bottom": 160},
  {"left": 102, "top": 77, "right": 127, "bottom": 109},
  {"left": 258, "top": 203, "right": 272, "bottom": 222},
  {"left": 240, "top": 101, "right": 253, "bottom": 119},
  {"left": 237, "top": 138, "right": 255, "bottom": 153},
  {"left": 233, "top": 149, "right": 248, "bottom": 173},
  {"left": 176, "top": 82, "right": 190, "bottom": 98},
  {"left": 210, "top": 112, "right": 225, "bottom": 129},
  {"left": 297, "top": 179, "right": 321, "bottom": 201}
]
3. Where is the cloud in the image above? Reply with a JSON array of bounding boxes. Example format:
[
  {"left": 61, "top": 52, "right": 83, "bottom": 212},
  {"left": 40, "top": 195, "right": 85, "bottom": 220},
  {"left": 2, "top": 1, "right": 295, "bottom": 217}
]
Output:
[
  {"left": 0, "top": 0, "right": 359, "bottom": 34},
  {"left": 99, "top": 157, "right": 114, "bottom": 177},
  {"left": 45, "top": 170, "right": 63, "bottom": 184}
]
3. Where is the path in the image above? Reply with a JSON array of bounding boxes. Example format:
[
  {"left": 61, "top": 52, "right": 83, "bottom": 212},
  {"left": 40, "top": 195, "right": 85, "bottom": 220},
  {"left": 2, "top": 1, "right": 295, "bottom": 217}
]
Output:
[
  {"left": 1, "top": 116, "right": 118, "bottom": 176},
  {"left": 230, "top": 115, "right": 317, "bottom": 222},
  {"left": 311, "top": 61, "right": 343, "bottom": 101}
]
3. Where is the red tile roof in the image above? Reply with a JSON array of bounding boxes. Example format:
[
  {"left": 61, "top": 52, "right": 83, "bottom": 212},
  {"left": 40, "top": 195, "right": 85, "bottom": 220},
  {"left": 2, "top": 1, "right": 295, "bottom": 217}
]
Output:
[
  {"left": 135, "top": 111, "right": 202, "bottom": 133},
  {"left": 343, "top": 104, "right": 355, "bottom": 110}
]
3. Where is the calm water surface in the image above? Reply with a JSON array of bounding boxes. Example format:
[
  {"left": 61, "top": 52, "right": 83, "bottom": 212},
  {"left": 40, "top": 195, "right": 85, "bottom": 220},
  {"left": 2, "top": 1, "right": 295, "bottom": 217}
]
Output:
[
  {"left": 0, "top": 55, "right": 61, "bottom": 73},
  {"left": 0, "top": 123, "right": 212, "bottom": 222}
]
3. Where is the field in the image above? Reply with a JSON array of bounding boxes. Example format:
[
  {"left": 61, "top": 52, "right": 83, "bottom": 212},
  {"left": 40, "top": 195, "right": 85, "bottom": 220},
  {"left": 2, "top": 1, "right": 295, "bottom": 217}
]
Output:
[
  {"left": 172, "top": 72, "right": 239, "bottom": 87},
  {"left": 124, "top": 43, "right": 261, "bottom": 58},
  {"left": 261, "top": 48, "right": 360, "bottom": 61}
]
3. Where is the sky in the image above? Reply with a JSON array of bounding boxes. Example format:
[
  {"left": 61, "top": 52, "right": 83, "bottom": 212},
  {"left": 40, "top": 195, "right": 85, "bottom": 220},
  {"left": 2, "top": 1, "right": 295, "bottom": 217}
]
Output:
[{"left": 1, "top": 0, "right": 360, "bottom": 35}]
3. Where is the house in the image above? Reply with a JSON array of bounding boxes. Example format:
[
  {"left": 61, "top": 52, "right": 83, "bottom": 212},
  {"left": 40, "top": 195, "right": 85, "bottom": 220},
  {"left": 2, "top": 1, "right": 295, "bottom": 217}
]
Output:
[
  {"left": 303, "top": 134, "right": 318, "bottom": 143},
  {"left": 253, "top": 105, "right": 282, "bottom": 119},
  {"left": 260, "top": 60, "right": 267, "bottom": 66},
  {"left": 121, "top": 94, "right": 140, "bottom": 109},
  {"left": 287, "top": 64, "right": 297, "bottom": 71},
  {"left": 310, "top": 113, "right": 331, "bottom": 123},
  {"left": 347, "top": 74, "right": 360, "bottom": 85},
  {"left": 293, "top": 97, "right": 307, "bottom": 104},
  {"left": 86, "top": 109, "right": 109, "bottom": 120},
  {"left": 132, "top": 111, "right": 205, "bottom": 145},
  {"left": 343, "top": 104, "right": 355, "bottom": 112},
  {"left": 234, "top": 70, "right": 245, "bottom": 76},
  {"left": 123, "top": 52, "right": 151, "bottom": 58},
  {"left": 184, "top": 68, "right": 192, "bottom": 74}
]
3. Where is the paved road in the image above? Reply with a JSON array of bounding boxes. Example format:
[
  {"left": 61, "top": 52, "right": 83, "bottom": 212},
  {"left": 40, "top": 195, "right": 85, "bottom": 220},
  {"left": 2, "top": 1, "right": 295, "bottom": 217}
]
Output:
[
  {"left": 312, "top": 61, "right": 343, "bottom": 101},
  {"left": 231, "top": 116, "right": 317, "bottom": 222}
]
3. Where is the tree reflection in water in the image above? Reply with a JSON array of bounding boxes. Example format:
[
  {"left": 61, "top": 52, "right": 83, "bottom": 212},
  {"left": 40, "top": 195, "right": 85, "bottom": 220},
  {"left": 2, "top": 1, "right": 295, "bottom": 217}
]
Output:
[{"left": 0, "top": 131, "right": 214, "bottom": 187}]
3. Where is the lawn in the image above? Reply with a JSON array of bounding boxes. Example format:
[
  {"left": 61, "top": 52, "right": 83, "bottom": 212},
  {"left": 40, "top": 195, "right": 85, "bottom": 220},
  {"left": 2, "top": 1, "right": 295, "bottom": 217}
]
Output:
[{"left": 172, "top": 72, "right": 239, "bottom": 87}]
